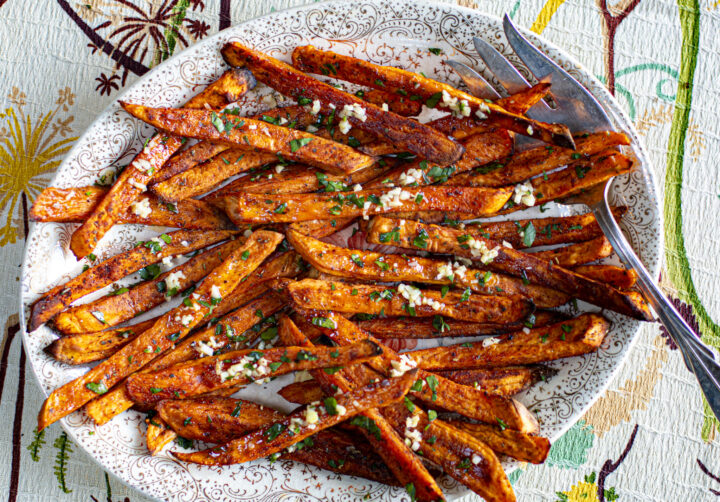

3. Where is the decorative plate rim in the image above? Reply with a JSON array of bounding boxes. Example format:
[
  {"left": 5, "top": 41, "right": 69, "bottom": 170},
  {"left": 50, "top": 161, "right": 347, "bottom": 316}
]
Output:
[{"left": 19, "top": 1, "right": 662, "bottom": 500}]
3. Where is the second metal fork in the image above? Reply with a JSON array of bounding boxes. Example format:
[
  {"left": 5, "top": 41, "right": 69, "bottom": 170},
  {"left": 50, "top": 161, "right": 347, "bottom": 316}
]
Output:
[{"left": 448, "top": 14, "right": 720, "bottom": 420}]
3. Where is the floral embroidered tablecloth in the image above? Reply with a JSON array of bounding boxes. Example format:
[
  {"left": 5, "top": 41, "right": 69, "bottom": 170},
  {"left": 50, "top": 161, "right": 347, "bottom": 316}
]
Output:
[{"left": 1, "top": 0, "right": 719, "bottom": 500}]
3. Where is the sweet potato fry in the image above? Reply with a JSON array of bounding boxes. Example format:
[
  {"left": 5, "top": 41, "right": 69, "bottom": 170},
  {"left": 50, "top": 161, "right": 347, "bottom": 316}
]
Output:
[
  {"left": 37, "top": 230, "right": 283, "bottom": 430},
  {"left": 355, "top": 311, "right": 562, "bottom": 339},
  {"left": 359, "top": 83, "right": 550, "bottom": 156},
  {"left": 170, "top": 370, "right": 417, "bottom": 465},
  {"left": 278, "top": 317, "right": 445, "bottom": 501},
  {"left": 408, "top": 313, "right": 610, "bottom": 370},
  {"left": 447, "top": 131, "right": 630, "bottom": 188},
  {"left": 85, "top": 289, "right": 291, "bottom": 425},
  {"left": 499, "top": 152, "right": 632, "bottom": 214},
  {"left": 183, "top": 68, "right": 256, "bottom": 110},
  {"left": 211, "top": 160, "right": 395, "bottom": 197},
  {"left": 573, "top": 264, "right": 637, "bottom": 289},
  {"left": 120, "top": 102, "right": 375, "bottom": 176},
  {"left": 145, "top": 416, "right": 177, "bottom": 455},
  {"left": 366, "top": 217, "right": 652, "bottom": 320},
  {"left": 29, "top": 186, "right": 233, "bottom": 229},
  {"left": 126, "top": 340, "right": 382, "bottom": 406},
  {"left": 152, "top": 148, "right": 275, "bottom": 202},
  {"left": 215, "top": 185, "right": 512, "bottom": 225},
  {"left": 53, "top": 238, "right": 246, "bottom": 334},
  {"left": 221, "top": 42, "right": 464, "bottom": 164},
  {"left": 363, "top": 129, "right": 513, "bottom": 188},
  {"left": 287, "top": 279, "right": 534, "bottom": 324},
  {"left": 44, "top": 318, "right": 157, "bottom": 365},
  {"left": 158, "top": 397, "right": 284, "bottom": 443},
  {"left": 381, "top": 403, "right": 516, "bottom": 502},
  {"left": 362, "top": 88, "right": 423, "bottom": 116},
  {"left": 467, "top": 207, "right": 627, "bottom": 248},
  {"left": 278, "top": 380, "right": 325, "bottom": 405},
  {"left": 287, "top": 229, "right": 569, "bottom": 308},
  {"left": 302, "top": 311, "right": 538, "bottom": 432},
  {"left": 437, "top": 366, "right": 545, "bottom": 396},
  {"left": 152, "top": 141, "right": 231, "bottom": 184},
  {"left": 530, "top": 236, "right": 612, "bottom": 267},
  {"left": 30, "top": 229, "right": 237, "bottom": 331},
  {"left": 69, "top": 69, "right": 251, "bottom": 258},
  {"left": 292, "top": 44, "right": 572, "bottom": 149},
  {"left": 448, "top": 420, "right": 551, "bottom": 464}
]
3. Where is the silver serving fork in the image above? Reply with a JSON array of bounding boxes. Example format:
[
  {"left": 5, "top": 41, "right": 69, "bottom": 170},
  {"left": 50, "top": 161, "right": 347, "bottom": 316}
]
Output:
[{"left": 449, "top": 14, "right": 720, "bottom": 420}]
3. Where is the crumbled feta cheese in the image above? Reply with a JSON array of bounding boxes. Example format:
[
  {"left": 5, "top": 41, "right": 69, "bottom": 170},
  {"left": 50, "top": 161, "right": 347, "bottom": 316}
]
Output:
[
  {"left": 482, "top": 336, "right": 501, "bottom": 348},
  {"left": 353, "top": 184, "right": 363, "bottom": 192},
  {"left": 304, "top": 407, "right": 319, "bottom": 425},
  {"left": 306, "top": 124, "right": 319, "bottom": 133},
  {"left": 472, "top": 454, "right": 481, "bottom": 465},
  {"left": 457, "top": 99, "right": 471, "bottom": 117},
  {"left": 381, "top": 102, "right": 389, "bottom": 112},
  {"left": 435, "top": 261, "right": 467, "bottom": 281},
  {"left": 512, "top": 181, "right": 536, "bottom": 206},
  {"left": 335, "top": 404, "right": 347, "bottom": 416},
  {"left": 475, "top": 108, "right": 488, "bottom": 120},
  {"left": 406, "top": 415, "right": 420, "bottom": 428},
  {"left": 128, "top": 178, "right": 147, "bottom": 192},
  {"left": 161, "top": 256, "right": 174, "bottom": 267},
  {"left": 165, "top": 271, "right": 186, "bottom": 293},
  {"left": 278, "top": 117, "right": 288, "bottom": 125},
  {"left": 389, "top": 354, "right": 417, "bottom": 377},
  {"left": 275, "top": 165, "right": 285, "bottom": 174},
  {"left": 310, "top": 99, "right": 321, "bottom": 115},
  {"left": 522, "top": 327, "right": 531, "bottom": 334},
  {"left": 181, "top": 240, "right": 189, "bottom": 247},
  {"left": 329, "top": 103, "right": 336, "bottom": 110},
  {"left": 502, "top": 240, "right": 514, "bottom": 248},
  {"left": 398, "top": 168, "right": 424, "bottom": 186},
  {"left": 467, "top": 237, "right": 500, "bottom": 264},
  {"left": 248, "top": 123, "right": 257, "bottom": 130},
  {"left": 180, "top": 314, "right": 194, "bottom": 327},
  {"left": 526, "top": 125, "right": 534, "bottom": 136},
  {"left": 130, "top": 197, "right": 152, "bottom": 218},
  {"left": 211, "top": 285, "right": 222, "bottom": 300}
]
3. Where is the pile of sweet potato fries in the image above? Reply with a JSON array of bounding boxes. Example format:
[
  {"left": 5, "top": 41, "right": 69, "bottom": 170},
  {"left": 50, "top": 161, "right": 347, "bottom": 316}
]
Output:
[{"left": 29, "top": 42, "right": 652, "bottom": 502}]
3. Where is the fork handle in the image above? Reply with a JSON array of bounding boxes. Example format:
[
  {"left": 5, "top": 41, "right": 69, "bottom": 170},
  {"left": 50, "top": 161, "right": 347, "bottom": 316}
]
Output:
[{"left": 592, "top": 198, "right": 720, "bottom": 419}]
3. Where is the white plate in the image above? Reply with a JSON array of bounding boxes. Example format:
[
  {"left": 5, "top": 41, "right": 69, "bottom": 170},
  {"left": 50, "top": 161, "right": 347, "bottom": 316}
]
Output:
[{"left": 20, "top": 1, "right": 661, "bottom": 500}]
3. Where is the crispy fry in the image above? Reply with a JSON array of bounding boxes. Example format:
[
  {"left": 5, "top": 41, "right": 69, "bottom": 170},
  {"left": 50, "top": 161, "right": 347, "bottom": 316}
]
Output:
[
  {"left": 499, "top": 151, "right": 632, "bottom": 214},
  {"left": 146, "top": 417, "right": 177, "bottom": 455},
  {"left": 382, "top": 404, "right": 516, "bottom": 502},
  {"left": 278, "top": 317, "right": 445, "bottom": 501},
  {"left": 408, "top": 314, "right": 610, "bottom": 370},
  {"left": 355, "top": 311, "right": 563, "bottom": 339},
  {"left": 278, "top": 380, "right": 325, "bottom": 405},
  {"left": 170, "top": 370, "right": 417, "bottom": 466},
  {"left": 360, "top": 83, "right": 550, "bottom": 156},
  {"left": 288, "top": 279, "right": 534, "bottom": 324},
  {"left": 448, "top": 420, "right": 551, "bottom": 464},
  {"left": 44, "top": 318, "right": 157, "bottom": 365},
  {"left": 30, "top": 229, "right": 237, "bottom": 331},
  {"left": 53, "top": 238, "right": 246, "bottom": 334},
  {"left": 437, "top": 366, "right": 545, "bottom": 396},
  {"left": 69, "top": 69, "right": 250, "bottom": 258},
  {"left": 530, "top": 236, "right": 612, "bottom": 267},
  {"left": 85, "top": 285, "right": 293, "bottom": 425},
  {"left": 366, "top": 217, "right": 652, "bottom": 320},
  {"left": 221, "top": 42, "right": 464, "bottom": 164},
  {"left": 153, "top": 141, "right": 231, "bottom": 184},
  {"left": 292, "top": 45, "right": 572, "bottom": 149},
  {"left": 37, "top": 231, "right": 283, "bottom": 431},
  {"left": 120, "top": 102, "right": 375, "bottom": 176},
  {"left": 362, "top": 88, "right": 423, "bottom": 116},
  {"left": 302, "top": 311, "right": 538, "bottom": 432},
  {"left": 447, "top": 131, "right": 630, "bottom": 188},
  {"left": 364, "top": 129, "right": 513, "bottom": 188},
  {"left": 467, "top": 207, "right": 627, "bottom": 248},
  {"left": 211, "top": 160, "right": 395, "bottom": 197},
  {"left": 573, "top": 264, "right": 637, "bottom": 289},
  {"left": 288, "top": 229, "right": 569, "bottom": 308},
  {"left": 152, "top": 148, "right": 275, "bottom": 202},
  {"left": 293, "top": 313, "right": 516, "bottom": 500},
  {"left": 126, "top": 340, "right": 382, "bottom": 406},
  {"left": 216, "top": 185, "right": 512, "bottom": 225},
  {"left": 183, "top": 68, "right": 256, "bottom": 110},
  {"left": 158, "top": 397, "right": 284, "bottom": 443},
  {"left": 29, "top": 186, "right": 233, "bottom": 229}
]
